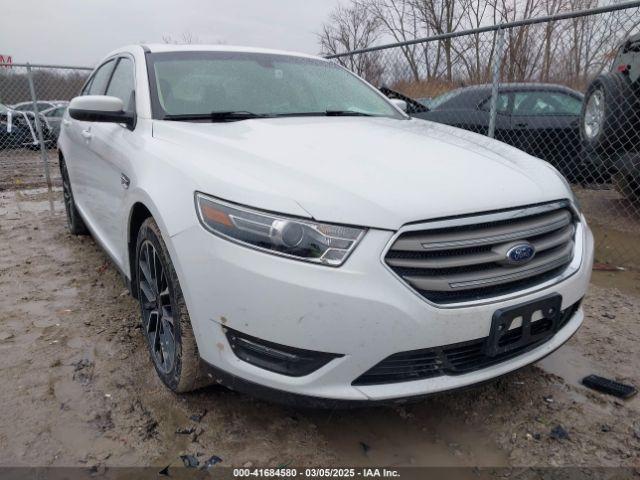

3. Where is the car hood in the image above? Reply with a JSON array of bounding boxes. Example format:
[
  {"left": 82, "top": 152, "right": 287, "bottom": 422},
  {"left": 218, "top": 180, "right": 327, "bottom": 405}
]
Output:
[{"left": 152, "top": 117, "right": 570, "bottom": 230}]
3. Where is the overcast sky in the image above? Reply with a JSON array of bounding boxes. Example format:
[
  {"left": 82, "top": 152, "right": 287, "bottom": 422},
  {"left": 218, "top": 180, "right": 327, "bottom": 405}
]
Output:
[{"left": 3, "top": 0, "right": 347, "bottom": 67}]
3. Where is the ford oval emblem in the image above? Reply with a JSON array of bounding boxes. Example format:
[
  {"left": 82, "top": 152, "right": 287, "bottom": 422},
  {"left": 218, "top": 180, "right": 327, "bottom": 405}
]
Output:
[{"left": 506, "top": 243, "right": 536, "bottom": 265}]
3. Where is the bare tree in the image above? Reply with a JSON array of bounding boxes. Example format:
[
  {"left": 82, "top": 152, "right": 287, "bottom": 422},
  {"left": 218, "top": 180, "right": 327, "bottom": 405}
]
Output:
[
  {"left": 162, "top": 32, "right": 200, "bottom": 44},
  {"left": 318, "top": 0, "right": 640, "bottom": 95},
  {"left": 318, "top": 3, "right": 385, "bottom": 84},
  {"left": 411, "top": 0, "right": 466, "bottom": 81},
  {"left": 557, "top": 0, "right": 640, "bottom": 87},
  {"left": 358, "top": 0, "right": 427, "bottom": 81}
]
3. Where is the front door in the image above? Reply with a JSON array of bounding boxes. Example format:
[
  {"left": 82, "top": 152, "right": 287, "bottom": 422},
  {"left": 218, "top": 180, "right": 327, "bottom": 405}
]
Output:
[
  {"left": 84, "top": 56, "right": 137, "bottom": 268},
  {"left": 64, "top": 59, "right": 116, "bottom": 221}
]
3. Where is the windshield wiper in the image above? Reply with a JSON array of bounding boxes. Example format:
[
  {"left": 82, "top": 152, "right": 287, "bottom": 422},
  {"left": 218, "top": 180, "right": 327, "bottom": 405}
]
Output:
[
  {"left": 163, "top": 111, "right": 271, "bottom": 122},
  {"left": 163, "top": 110, "right": 376, "bottom": 121},
  {"left": 267, "top": 110, "right": 376, "bottom": 118},
  {"left": 325, "top": 110, "right": 375, "bottom": 117}
]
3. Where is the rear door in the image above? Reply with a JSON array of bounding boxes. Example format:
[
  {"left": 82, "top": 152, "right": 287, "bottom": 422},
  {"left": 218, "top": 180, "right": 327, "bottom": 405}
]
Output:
[
  {"left": 508, "top": 89, "right": 582, "bottom": 178},
  {"left": 477, "top": 92, "right": 512, "bottom": 143},
  {"left": 417, "top": 90, "right": 512, "bottom": 140}
]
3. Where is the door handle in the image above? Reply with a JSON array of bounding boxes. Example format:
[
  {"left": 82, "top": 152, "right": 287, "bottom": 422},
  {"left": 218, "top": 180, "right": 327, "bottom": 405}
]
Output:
[
  {"left": 120, "top": 173, "right": 130, "bottom": 190},
  {"left": 515, "top": 122, "right": 528, "bottom": 128},
  {"left": 81, "top": 129, "right": 92, "bottom": 140}
]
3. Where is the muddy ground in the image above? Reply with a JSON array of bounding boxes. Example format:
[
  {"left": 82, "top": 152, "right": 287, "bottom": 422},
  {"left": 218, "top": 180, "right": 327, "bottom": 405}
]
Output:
[
  {"left": 0, "top": 161, "right": 639, "bottom": 470},
  {"left": 0, "top": 149, "right": 61, "bottom": 192}
]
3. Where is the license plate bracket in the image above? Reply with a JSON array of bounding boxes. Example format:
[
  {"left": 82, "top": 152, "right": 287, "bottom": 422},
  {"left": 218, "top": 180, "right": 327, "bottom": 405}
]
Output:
[{"left": 484, "top": 293, "right": 562, "bottom": 357}]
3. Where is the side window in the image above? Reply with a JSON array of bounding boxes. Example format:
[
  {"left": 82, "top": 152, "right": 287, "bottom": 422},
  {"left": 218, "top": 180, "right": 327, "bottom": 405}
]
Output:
[
  {"left": 479, "top": 93, "right": 509, "bottom": 113},
  {"left": 87, "top": 60, "right": 116, "bottom": 95},
  {"left": 513, "top": 91, "right": 582, "bottom": 116},
  {"left": 106, "top": 57, "right": 135, "bottom": 111}
]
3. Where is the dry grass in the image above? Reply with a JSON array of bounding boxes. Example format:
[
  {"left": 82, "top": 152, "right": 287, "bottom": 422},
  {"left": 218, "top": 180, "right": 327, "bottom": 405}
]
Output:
[{"left": 390, "top": 79, "right": 465, "bottom": 100}]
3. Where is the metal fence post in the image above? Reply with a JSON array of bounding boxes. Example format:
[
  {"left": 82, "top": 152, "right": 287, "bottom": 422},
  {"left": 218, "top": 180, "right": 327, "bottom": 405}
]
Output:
[
  {"left": 487, "top": 28, "right": 505, "bottom": 139},
  {"left": 26, "top": 63, "right": 52, "bottom": 190}
]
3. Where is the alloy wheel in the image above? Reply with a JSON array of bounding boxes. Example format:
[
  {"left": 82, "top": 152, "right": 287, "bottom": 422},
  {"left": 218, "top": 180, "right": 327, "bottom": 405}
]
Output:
[
  {"left": 583, "top": 89, "right": 605, "bottom": 140},
  {"left": 138, "top": 239, "right": 176, "bottom": 374},
  {"left": 60, "top": 162, "right": 74, "bottom": 225}
]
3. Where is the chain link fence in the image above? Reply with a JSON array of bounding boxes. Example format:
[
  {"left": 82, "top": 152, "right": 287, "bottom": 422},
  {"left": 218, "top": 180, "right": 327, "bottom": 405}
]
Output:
[
  {"left": 327, "top": 1, "right": 640, "bottom": 269},
  {"left": 0, "top": 63, "right": 91, "bottom": 191}
]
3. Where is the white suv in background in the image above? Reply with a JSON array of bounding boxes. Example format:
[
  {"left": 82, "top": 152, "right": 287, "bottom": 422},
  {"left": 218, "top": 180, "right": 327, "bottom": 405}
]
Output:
[{"left": 58, "top": 44, "right": 593, "bottom": 405}]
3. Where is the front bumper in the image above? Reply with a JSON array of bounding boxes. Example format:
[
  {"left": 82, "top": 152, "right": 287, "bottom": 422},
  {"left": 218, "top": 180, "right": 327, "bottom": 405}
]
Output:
[{"left": 169, "top": 218, "right": 594, "bottom": 402}]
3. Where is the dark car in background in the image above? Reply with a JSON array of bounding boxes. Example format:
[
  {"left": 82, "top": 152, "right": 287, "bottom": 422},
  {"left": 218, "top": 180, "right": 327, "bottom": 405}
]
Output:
[
  {"left": 41, "top": 105, "right": 68, "bottom": 138},
  {"left": 383, "top": 84, "right": 595, "bottom": 183},
  {"left": 0, "top": 103, "right": 56, "bottom": 149},
  {"left": 1, "top": 106, "right": 35, "bottom": 149}
]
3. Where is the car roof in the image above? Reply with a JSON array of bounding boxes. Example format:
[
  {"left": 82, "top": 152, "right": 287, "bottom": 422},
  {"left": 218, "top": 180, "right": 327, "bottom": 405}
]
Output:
[
  {"left": 448, "top": 83, "right": 582, "bottom": 95},
  {"left": 106, "top": 44, "right": 323, "bottom": 62},
  {"left": 41, "top": 105, "right": 67, "bottom": 113},
  {"left": 13, "top": 100, "right": 59, "bottom": 106}
]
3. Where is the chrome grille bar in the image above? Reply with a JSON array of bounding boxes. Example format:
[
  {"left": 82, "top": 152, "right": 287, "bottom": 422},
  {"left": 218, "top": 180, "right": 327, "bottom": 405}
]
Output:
[{"left": 384, "top": 202, "right": 577, "bottom": 305}]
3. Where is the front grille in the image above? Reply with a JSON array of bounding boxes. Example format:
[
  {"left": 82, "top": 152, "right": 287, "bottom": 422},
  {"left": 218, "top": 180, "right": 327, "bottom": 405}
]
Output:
[
  {"left": 353, "top": 300, "right": 581, "bottom": 386},
  {"left": 385, "top": 202, "right": 577, "bottom": 304}
]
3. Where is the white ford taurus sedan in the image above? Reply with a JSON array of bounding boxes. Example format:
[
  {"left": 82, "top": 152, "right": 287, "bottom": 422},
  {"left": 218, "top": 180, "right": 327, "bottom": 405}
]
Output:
[{"left": 58, "top": 44, "right": 593, "bottom": 405}]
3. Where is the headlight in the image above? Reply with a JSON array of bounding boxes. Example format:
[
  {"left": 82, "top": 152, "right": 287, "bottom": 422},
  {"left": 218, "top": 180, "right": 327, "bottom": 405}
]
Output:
[{"left": 195, "top": 193, "right": 366, "bottom": 266}]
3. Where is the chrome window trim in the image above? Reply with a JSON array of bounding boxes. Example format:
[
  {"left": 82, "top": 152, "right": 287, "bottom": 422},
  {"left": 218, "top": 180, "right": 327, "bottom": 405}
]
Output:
[{"left": 379, "top": 200, "right": 584, "bottom": 309}]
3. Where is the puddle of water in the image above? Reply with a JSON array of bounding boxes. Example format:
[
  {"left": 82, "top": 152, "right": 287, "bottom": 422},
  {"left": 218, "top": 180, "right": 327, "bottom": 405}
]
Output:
[
  {"left": 311, "top": 408, "right": 508, "bottom": 467},
  {"left": 67, "top": 336, "right": 88, "bottom": 350},
  {"left": 537, "top": 344, "right": 594, "bottom": 388},
  {"left": 33, "top": 319, "right": 61, "bottom": 328},
  {"left": 538, "top": 344, "right": 640, "bottom": 410}
]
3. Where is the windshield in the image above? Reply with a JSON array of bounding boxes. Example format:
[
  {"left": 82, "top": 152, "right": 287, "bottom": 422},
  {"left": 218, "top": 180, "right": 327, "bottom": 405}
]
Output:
[
  {"left": 148, "top": 52, "right": 403, "bottom": 120},
  {"left": 430, "top": 90, "right": 464, "bottom": 110}
]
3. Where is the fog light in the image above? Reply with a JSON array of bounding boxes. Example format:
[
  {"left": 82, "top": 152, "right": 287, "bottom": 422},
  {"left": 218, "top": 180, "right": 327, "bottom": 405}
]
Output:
[{"left": 225, "top": 328, "right": 343, "bottom": 376}]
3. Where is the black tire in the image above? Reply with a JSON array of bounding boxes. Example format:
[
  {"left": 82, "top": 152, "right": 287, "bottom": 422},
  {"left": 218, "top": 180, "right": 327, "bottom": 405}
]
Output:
[
  {"left": 612, "top": 171, "right": 640, "bottom": 204},
  {"left": 580, "top": 72, "right": 639, "bottom": 155},
  {"left": 135, "top": 217, "right": 211, "bottom": 393},
  {"left": 612, "top": 154, "right": 640, "bottom": 204},
  {"left": 59, "top": 158, "right": 88, "bottom": 235}
]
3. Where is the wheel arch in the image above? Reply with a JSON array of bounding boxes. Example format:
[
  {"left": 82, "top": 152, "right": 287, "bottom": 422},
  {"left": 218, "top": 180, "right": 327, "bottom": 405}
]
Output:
[{"left": 128, "top": 201, "right": 153, "bottom": 299}]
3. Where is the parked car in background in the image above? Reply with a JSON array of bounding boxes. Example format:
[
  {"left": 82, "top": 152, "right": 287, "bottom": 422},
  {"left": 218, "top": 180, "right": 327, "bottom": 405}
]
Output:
[
  {"left": 1, "top": 104, "right": 35, "bottom": 149},
  {"left": 41, "top": 105, "right": 68, "bottom": 138},
  {"left": 57, "top": 44, "right": 592, "bottom": 405},
  {"left": 385, "top": 84, "right": 596, "bottom": 183},
  {"left": 0, "top": 103, "right": 55, "bottom": 149},
  {"left": 581, "top": 32, "right": 640, "bottom": 203},
  {"left": 416, "top": 97, "right": 433, "bottom": 108},
  {"left": 12, "top": 100, "right": 68, "bottom": 113}
]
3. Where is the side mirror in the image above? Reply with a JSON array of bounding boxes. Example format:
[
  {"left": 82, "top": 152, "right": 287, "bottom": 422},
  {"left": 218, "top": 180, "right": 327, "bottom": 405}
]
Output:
[
  {"left": 68, "top": 95, "right": 135, "bottom": 129},
  {"left": 390, "top": 98, "right": 408, "bottom": 112}
]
